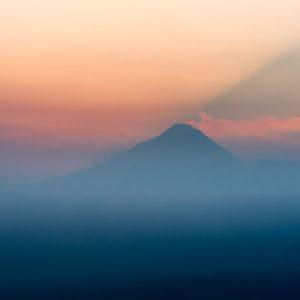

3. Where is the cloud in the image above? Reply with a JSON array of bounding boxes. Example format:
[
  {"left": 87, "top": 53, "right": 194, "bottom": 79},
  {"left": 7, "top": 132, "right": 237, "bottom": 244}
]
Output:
[
  {"left": 185, "top": 112, "right": 300, "bottom": 161},
  {"left": 185, "top": 112, "right": 300, "bottom": 140}
]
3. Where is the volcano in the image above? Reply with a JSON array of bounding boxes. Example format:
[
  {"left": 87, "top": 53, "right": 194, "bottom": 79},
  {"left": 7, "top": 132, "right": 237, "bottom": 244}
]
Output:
[{"left": 50, "top": 124, "right": 242, "bottom": 196}]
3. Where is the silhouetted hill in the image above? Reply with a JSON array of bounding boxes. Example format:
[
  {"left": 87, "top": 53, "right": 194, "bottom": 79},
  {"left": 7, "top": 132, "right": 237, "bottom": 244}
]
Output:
[
  {"left": 42, "top": 123, "right": 300, "bottom": 197},
  {"left": 100, "top": 123, "right": 239, "bottom": 170},
  {"left": 48, "top": 124, "right": 242, "bottom": 196},
  {"left": 126, "top": 123, "right": 238, "bottom": 164}
]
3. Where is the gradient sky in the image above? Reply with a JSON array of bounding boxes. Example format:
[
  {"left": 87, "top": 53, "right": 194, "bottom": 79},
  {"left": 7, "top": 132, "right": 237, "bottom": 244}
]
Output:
[{"left": 1, "top": 0, "right": 300, "bottom": 180}]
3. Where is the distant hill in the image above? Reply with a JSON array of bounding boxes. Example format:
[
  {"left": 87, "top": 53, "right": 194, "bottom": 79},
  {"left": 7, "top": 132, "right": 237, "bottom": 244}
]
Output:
[
  {"left": 48, "top": 123, "right": 243, "bottom": 197},
  {"left": 41, "top": 123, "right": 300, "bottom": 198}
]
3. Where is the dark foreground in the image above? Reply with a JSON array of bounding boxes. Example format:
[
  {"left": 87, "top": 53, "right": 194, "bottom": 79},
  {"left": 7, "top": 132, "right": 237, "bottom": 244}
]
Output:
[{"left": 1, "top": 193, "right": 300, "bottom": 299}]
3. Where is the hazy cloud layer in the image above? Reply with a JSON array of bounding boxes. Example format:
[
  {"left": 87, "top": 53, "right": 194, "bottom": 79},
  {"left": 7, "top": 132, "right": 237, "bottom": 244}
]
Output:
[
  {"left": 204, "top": 47, "right": 300, "bottom": 120},
  {"left": 186, "top": 113, "right": 300, "bottom": 161}
]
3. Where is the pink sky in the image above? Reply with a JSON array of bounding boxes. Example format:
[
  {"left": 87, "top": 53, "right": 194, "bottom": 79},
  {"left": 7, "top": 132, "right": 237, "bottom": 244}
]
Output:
[
  {"left": 185, "top": 113, "right": 300, "bottom": 161},
  {"left": 1, "top": 0, "right": 300, "bottom": 180}
]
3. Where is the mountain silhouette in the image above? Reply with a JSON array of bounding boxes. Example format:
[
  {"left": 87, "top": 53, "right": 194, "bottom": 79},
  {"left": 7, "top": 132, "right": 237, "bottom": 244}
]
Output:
[{"left": 49, "top": 123, "right": 242, "bottom": 196}]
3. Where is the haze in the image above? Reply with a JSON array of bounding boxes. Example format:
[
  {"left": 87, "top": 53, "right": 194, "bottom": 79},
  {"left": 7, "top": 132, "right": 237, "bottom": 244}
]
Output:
[{"left": 1, "top": 0, "right": 300, "bottom": 180}]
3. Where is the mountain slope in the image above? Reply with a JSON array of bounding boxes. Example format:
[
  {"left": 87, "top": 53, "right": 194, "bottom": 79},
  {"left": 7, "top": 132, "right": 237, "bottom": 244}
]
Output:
[
  {"left": 50, "top": 124, "right": 242, "bottom": 196},
  {"left": 41, "top": 123, "right": 300, "bottom": 197}
]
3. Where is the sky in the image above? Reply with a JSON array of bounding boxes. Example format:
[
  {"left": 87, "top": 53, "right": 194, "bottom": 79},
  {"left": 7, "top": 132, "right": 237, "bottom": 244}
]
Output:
[
  {"left": 1, "top": 0, "right": 300, "bottom": 181},
  {"left": 188, "top": 46, "right": 300, "bottom": 161}
]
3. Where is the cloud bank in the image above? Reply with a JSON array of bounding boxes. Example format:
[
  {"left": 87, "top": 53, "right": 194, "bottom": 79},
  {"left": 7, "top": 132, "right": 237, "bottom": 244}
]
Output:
[{"left": 185, "top": 113, "right": 300, "bottom": 161}]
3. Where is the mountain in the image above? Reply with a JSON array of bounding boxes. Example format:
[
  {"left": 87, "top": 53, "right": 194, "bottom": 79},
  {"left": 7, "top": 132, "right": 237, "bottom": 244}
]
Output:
[
  {"left": 40, "top": 123, "right": 300, "bottom": 197},
  {"left": 48, "top": 123, "right": 242, "bottom": 197}
]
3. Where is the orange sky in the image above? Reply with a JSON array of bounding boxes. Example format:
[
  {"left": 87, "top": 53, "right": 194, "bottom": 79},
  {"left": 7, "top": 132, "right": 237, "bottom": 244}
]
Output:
[
  {"left": 1, "top": 0, "right": 300, "bottom": 180},
  {"left": 185, "top": 112, "right": 300, "bottom": 161}
]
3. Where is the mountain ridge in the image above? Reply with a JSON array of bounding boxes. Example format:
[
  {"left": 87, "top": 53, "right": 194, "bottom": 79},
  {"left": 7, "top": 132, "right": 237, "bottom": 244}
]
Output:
[
  {"left": 45, "top": 123, "right": 242, "bottom": 196},
  {"left": 37, "top": 123, "right": 300, "bottom": 197}
]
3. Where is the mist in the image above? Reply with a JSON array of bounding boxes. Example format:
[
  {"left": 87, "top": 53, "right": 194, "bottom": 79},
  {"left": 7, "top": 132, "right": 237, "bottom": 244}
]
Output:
[{"left": 2, "top": 124, "right": 300, "bottom": 298}]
